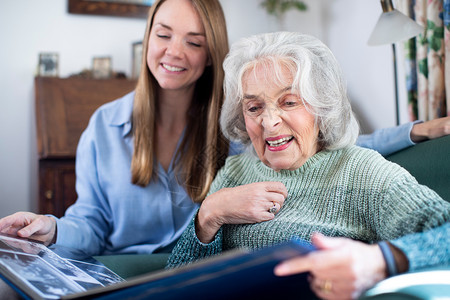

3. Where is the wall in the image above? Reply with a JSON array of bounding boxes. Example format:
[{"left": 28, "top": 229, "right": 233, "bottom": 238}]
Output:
[
  {"left": 0, "top": 0, "right": 402, "bottom": 218},
  {"left": 0, "top": 0, "right": 147, "bottom": 218},
  {"left": 325, "top": 0, "right": 407, "bottom": 132}
]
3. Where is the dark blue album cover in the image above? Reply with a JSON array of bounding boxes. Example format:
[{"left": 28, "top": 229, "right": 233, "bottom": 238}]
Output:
[{"left": 63, "top": 238, "right": 316, "bottom": 300}]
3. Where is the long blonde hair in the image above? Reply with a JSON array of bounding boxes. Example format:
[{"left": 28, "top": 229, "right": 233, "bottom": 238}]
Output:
[{"left": 131, "top": 0, "right": 229, "bottom": 203}]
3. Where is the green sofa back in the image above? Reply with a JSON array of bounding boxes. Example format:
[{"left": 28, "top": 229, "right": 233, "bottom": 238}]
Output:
[{"left": 385, "top": 135, "right": 450, "bottom": 202}]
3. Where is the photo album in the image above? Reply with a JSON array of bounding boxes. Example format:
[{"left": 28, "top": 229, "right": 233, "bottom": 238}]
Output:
[
  {"left": 0, "top": 233, "right": 124, "bottom": 299},
  {"left": 0, "top": 233, "right": 316, "bottom": 300}
]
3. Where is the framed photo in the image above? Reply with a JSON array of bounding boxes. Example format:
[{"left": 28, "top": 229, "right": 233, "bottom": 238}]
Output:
[
  {"left": 38, "top": 53, "right": 59, "bottom": 77},
  {"left": 92, "top": 57, "right": 112, "bottom": 79},
  {"left": 132, "top": 41, "right": 143, "bottom": 79},
  {"left": 68, "top": 0, "right": 154, "bottom": 19}
]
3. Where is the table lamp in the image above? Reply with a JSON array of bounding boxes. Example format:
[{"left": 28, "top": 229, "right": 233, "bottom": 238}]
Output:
[{"left": 368, "top": 0, "right": 423, "bottom": 125}]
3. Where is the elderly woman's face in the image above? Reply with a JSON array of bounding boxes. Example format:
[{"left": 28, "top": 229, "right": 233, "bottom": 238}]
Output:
[{"left": 242, "top": 64, "right": 320, "bottom": 171}]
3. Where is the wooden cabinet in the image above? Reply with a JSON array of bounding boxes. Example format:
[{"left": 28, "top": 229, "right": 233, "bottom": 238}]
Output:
[
  {"left": 35, "top": 77, "right": 137, "bottom": 217},
  {"left": 38, "top": 160, "right": 76, "bottom": 217}
]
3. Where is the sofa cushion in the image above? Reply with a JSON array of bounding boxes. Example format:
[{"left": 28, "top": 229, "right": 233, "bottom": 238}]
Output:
[
  {"left": 385, "top": 135, "right": 450, "bottom": 202},
  {"left": 94, "top": 253, "right": 170, "bottom": 279}
]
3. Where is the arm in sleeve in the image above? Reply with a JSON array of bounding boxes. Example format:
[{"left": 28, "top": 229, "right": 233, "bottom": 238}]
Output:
[
  {"left": 166, "top": 216, "right": 223, "bottom": 268},
  {"left": 54, "top": 116, "right": 113, "bottom": 256},
  {"left": 389, "top": 223, "right": 450, "bottom": 272},
  {"left": 376, "top": 174, "right": 450, "bottom": 242},
  {"left": 357, "top": 121, "right": 421, "bottom": 156}
]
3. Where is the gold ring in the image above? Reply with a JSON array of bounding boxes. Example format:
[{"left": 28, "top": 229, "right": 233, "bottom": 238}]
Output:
[{"left": 321, "top": 279, "right": 332, "bottom": 293}]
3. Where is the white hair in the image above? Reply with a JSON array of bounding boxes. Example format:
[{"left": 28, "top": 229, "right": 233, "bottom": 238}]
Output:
[{"left": 220, "top": 32, "right": 359, "bottom": 151}]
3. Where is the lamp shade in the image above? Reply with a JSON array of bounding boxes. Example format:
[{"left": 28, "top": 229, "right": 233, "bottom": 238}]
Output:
[{"left": 368, "top": 9, "right": 423, "bottom": 46}]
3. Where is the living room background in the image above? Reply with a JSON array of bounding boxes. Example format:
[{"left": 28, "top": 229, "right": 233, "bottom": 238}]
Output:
[{"left": 0, "top": 0, "right": 405, "bottom": 217}]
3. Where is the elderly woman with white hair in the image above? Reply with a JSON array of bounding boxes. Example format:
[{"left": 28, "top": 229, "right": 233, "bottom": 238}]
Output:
[{"left": 167, "top": 32, "right": 450, "bottom": 299}]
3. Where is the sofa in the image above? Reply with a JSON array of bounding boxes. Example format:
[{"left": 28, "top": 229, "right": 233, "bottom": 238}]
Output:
[
  {"left": 385, "top": 134, "right": 449, "bottom": 201},
  {"left": 95, "top": 135, "right": 450, "bottom": 298}
]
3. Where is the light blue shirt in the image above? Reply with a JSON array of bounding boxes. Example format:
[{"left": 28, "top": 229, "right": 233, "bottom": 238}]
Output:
[
  {"left": 55, "top": 92, "right": 240, "bottom": 256},
  {"left": 356, "top": 121, "right": 420, "bottom": 156}
]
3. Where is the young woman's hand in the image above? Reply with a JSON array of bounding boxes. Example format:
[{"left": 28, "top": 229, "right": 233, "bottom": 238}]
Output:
[
  {"left": 0, "top": 212, "right": 57, "bottom": 245},
  {"left": 411, "top": 116, "right": 450, "bottom": 142}
]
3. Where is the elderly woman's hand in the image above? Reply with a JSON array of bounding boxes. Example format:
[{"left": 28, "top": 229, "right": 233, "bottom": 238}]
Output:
[
  {"left": 196, "top": 182, "right": 287, "bottom": 243},
  {"left": 0, "top": 212, "right": 57, "bottom": 246},
  {"left": 274, "top": 233, "right": 387, "bottom": 300}
]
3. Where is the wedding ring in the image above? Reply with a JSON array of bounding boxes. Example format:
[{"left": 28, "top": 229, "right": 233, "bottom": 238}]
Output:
[
  {"left": 321, "top": 279, "right": 332, "bottom": 294},
  {"left": 269, "top": 203, "right": 277, "bottom": 214}
]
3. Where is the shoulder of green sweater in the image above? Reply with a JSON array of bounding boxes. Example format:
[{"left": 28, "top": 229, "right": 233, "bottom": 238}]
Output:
[
  {"left": 339, "top": 144, "right": 384, "bottom": 159},
  {"left": 331, "top": 146, "right": 412, "bottom": 180},
  {"left": 340, "top": 145, "right": 398, "bottom": 166}
]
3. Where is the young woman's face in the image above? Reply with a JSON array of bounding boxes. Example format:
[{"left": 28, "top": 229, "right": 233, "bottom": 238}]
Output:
[
  {"left": 242, "top": 64, "right": 320, "bottom": 172},
  {"left": 147, "top": 0, "right": 210, "bottom": 93}
]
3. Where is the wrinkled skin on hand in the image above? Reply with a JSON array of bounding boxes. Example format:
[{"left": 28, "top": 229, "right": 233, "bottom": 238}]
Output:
[
  {"left": 274, "top": 233, "right": 387, "bottom": 300},
  {"left": 196, "top": 181, "right": 287, "bottom": 243}
]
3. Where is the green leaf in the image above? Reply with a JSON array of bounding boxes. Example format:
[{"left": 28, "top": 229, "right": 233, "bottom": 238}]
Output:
[
  {"left": 418, "top": 58, "right": 428, "bottom": 79},
  {"left": 260, "top": 0, "right": 307, "bottom": 16},
  {"left": 429, "top": 36, "right": 442, "bottom": 52}
]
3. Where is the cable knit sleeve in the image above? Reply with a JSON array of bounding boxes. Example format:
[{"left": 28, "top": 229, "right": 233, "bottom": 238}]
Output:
[
  {"left": 376, "top": 173, "right": 450, "bottom": 241},
  {"left": 165, "top": 215, "right": 224, "bottom": 268},
  {"left": 390, "top": 223, "right": 450, "bottom": 271}
]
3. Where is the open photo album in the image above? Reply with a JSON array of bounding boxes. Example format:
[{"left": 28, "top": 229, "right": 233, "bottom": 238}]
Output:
[
  {"left": 0, "top": 233, "right": 316, "bottom": 300},
  {"left": 0, "top": 233, "right": 124, "bottom": 299}
]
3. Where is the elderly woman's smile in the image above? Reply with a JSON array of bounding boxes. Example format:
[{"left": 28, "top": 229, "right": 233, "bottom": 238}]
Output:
[
  {"left": 242, "top": 61, "right": 320, "bottom": 172},
  {"left": 265, "top": 135, "right": 294, "bottom": 150}
]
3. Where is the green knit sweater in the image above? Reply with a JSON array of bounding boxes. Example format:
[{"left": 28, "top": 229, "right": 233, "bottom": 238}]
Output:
[{"left": 167, "top": 146, "right": 450, "bottom": 270}]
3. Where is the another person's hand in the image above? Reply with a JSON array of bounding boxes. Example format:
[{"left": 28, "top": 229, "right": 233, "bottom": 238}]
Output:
[
  {"left": 274, "top": 233, "right": 387, "bottom": 300},
  {"left": 411, "top": 116, "right": 450, "bottom": 143},
  {"left": 196, "top": 182, "right": 287, "bottom": 243},
  {"left": 0, "top": 212, "right": 56, "bottom": 246}
]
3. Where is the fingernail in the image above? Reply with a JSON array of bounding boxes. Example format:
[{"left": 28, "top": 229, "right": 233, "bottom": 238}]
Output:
[
  {"left": 274, "top": 264, "right": 287, "bottom": 276},
  {"left": 18, "top": 230, "right": 28, "bottom": 237}
]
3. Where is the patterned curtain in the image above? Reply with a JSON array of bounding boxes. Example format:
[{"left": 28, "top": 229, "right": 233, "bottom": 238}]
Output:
[
  {"left": 396, "top": 0, "right": 449, "bottom": 121},
  {"left": 445, "top": 0, "right": 450, "bottom": 117}
]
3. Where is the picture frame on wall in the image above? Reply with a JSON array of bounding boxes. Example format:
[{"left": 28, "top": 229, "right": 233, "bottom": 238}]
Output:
[
  {"left": 68, "top": 0, "right": 155, "bottom": 19},
  {"left": 38, "top": 53, "right": 59, "bottom": 77},
  {"left": 132, "top": 41, "right": 143, "bottom": 79},
  {"left": 92, "top": 57, "right": 112, "bottom": 79}
]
